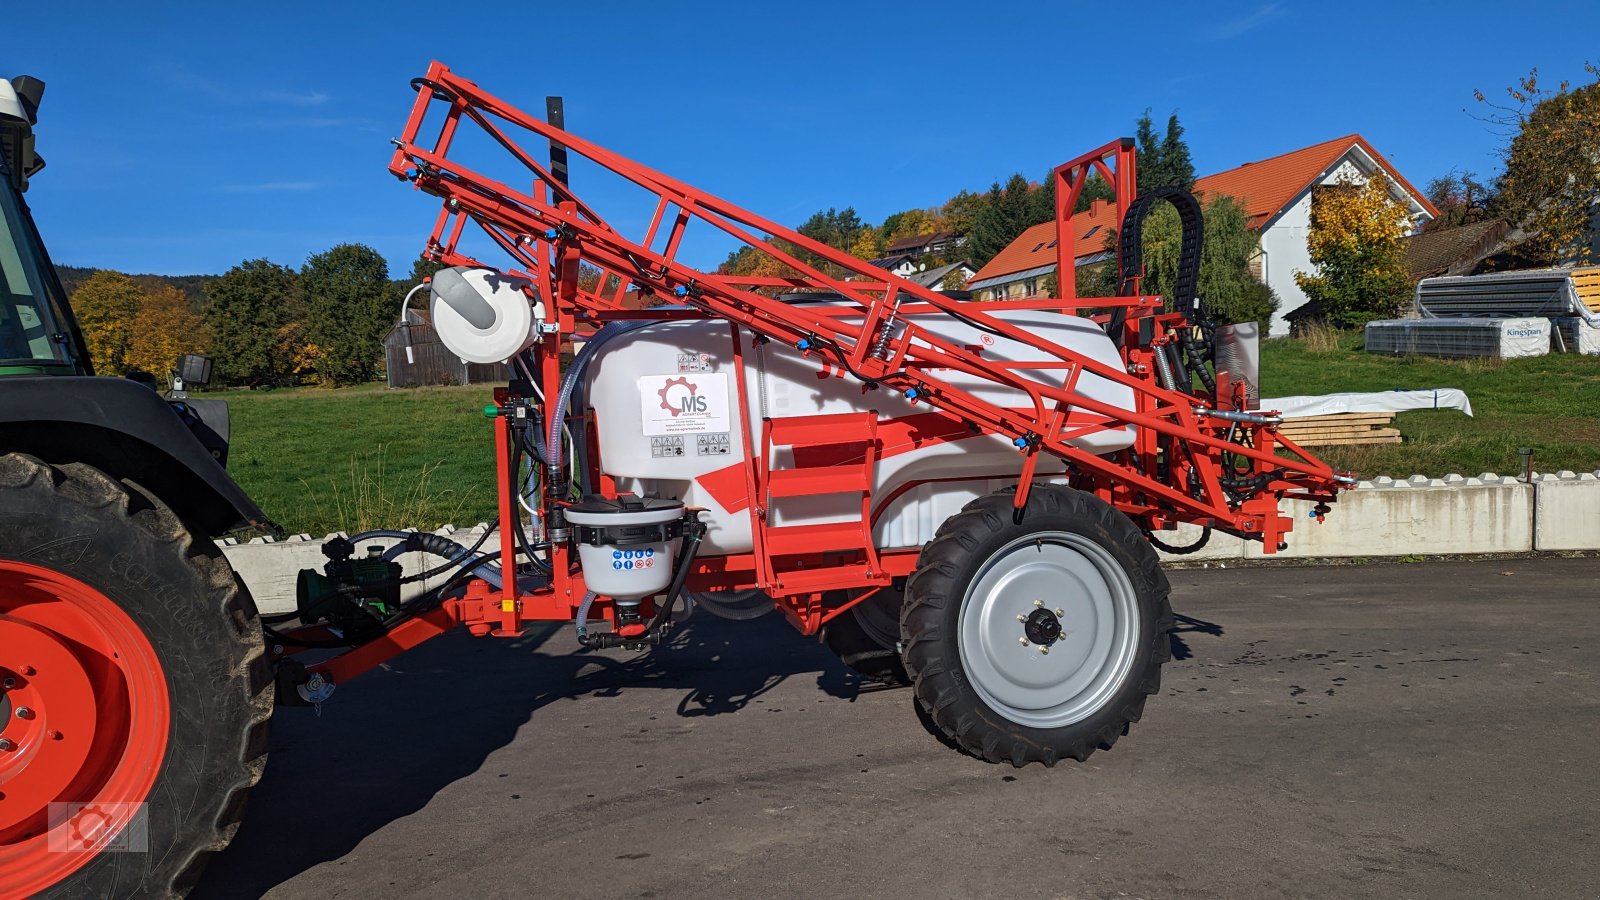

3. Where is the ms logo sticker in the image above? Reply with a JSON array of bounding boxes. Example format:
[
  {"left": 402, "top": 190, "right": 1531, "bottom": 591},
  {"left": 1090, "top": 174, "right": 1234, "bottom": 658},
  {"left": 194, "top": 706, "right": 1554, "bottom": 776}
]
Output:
[{"left": 639, "top": 373, "right": 730, "bottom": 436}]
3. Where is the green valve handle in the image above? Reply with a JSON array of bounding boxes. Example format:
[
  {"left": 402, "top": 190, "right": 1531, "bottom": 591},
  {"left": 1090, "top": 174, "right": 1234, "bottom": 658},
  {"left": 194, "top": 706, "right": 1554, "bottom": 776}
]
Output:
[{"left": 483, "top": 404, "right": 503, "bottom": 418}]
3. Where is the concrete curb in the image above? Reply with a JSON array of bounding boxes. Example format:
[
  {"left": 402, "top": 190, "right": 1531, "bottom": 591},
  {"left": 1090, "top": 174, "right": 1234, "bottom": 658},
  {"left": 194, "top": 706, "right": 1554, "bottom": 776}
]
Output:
[{"left": 222, "top": 471, "right": 1600, "bottom": 614}]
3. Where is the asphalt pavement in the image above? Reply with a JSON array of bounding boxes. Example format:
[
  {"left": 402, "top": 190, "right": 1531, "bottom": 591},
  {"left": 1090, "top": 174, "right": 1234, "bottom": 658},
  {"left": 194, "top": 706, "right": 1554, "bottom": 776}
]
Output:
[{"left": 195, "top": 557, "right": 1600, "bottom": 899}]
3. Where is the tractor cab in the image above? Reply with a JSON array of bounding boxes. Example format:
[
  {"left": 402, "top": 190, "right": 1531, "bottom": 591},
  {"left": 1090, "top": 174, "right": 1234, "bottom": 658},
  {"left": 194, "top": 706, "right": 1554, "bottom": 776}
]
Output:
[{"left": 0, "top": 76, "right": 88, "bottom": 375}]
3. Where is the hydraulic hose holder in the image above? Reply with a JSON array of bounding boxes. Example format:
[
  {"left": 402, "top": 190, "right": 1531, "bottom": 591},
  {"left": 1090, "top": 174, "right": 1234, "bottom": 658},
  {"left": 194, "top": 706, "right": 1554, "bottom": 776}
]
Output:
[{"left": 1113, "top": 186, "right": 1215, "bottom": 394}]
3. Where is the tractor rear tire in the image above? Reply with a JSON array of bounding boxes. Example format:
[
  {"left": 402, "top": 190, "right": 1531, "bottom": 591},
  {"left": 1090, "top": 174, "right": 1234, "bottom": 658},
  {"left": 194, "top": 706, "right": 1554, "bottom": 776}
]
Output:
[
  {"left": 902, "top": 485, "right": 1172, "bottom": 766},
  {"left": 0, "top": 454, "right": 272, "bottom": 898},
  {"left": 821, "top": 586, "right": 910, "bottom": 686}
]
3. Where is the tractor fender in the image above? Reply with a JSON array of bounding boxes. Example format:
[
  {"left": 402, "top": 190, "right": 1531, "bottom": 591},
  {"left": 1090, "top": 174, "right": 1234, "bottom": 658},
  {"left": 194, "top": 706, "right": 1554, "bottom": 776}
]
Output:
[{"left": 0, "top": 376, "right": 276, "bottom": 537}]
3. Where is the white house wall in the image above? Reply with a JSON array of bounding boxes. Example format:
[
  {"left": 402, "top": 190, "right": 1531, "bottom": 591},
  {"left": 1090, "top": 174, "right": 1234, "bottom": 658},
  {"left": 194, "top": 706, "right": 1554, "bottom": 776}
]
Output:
[{"left": 1261, "top": 193, "right": 1315, "bottom": 336}]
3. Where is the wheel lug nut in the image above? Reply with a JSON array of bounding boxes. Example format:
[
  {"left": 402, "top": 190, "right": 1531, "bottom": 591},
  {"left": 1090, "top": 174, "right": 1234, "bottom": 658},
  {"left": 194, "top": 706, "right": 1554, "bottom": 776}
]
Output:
[
  {"left": 1033, "top": 599, "right": 1044, "bottom": 607},
  {"left": 1, "top": 677, "right": 13, "bottom": 689},
  {"left": 1054, "top": 608, "right": 1064, "bottom": 616},
  {"left": 1040, "top": 646, "right": 1050, "bottom": 655},
  {"left": 15, "top": 707, "right": 33, "bottom": 720},
  {"left": 1018, "top": 636, "right": 1028, "bottom": 646},
  {"left": 0, "top": 739, "right": 14, "bottom": 751}
]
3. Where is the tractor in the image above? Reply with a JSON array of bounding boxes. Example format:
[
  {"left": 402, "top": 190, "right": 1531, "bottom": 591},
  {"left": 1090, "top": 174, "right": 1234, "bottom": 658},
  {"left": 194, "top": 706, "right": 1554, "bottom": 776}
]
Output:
[
  {"left": 0, "top": 63, "right": 1350, "bottom": 897},
  {"left": 0, "top": 74, "right": 274, "bottom": 897}
]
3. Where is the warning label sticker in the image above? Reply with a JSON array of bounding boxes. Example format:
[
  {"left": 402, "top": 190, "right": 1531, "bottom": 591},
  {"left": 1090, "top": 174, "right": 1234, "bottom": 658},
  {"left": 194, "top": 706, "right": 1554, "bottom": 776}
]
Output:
[{"left": 639, "top": 373, "right": 731, "bottom": 436}]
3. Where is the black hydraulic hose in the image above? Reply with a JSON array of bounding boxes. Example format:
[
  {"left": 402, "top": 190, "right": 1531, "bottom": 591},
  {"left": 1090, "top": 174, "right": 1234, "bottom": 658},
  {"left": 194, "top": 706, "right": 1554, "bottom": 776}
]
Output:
[
  {"left": 645, "top": 520, "right": 705, "bottom": 635},
  {"left": 1148, "top": 526, "right": 1212, "bottom": 555},
  {"left": 1113, "top": 187, "right": 1210, "bottom": 387},
  {"left": 1117, "top": 186, "right": 1205, "bottom": 321}
]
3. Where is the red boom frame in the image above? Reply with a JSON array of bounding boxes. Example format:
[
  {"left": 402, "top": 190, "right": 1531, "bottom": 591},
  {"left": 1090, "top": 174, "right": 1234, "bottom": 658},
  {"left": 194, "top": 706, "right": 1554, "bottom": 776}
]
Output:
[{"left": 272, "top": 62, "right": 1351, "bottom": 685}]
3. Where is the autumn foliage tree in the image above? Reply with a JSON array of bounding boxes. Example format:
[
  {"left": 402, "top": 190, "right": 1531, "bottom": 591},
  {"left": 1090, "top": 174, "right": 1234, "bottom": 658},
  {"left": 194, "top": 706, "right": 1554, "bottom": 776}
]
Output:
[
  {"left": 70, "top": 271, "right": 143, "bottom": 374},
  {"left": 1477, "top": 64, "right": 1600, "bottom": 265},
  {"left": 125, "top": 285, "right": 206, "bottom": 378},
  {"left": 1294, "top": 176, "right": 1413, "bottom": 327},
  {"left": 72, "top": 270, "right": 208, "bottom": 377}
]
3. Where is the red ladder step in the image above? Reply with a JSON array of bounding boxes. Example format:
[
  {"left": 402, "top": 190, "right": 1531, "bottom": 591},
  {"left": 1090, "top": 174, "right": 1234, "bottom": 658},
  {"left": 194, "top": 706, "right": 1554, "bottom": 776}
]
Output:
[
  {"left": 765, "top": 411, "right": 878, "bottom": 448},
  {"left": 762, "top": 520, "right": 872, "bottom": 556},
  {"left": 766, "top": 466, "right": 872, "bottom": 498}
]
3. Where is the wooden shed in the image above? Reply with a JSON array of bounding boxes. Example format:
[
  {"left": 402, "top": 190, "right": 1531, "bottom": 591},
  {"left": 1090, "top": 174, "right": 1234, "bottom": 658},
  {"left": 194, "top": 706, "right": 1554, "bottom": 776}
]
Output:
[{"left": 384, "top": 309, "right": 510, "bottom": 388}]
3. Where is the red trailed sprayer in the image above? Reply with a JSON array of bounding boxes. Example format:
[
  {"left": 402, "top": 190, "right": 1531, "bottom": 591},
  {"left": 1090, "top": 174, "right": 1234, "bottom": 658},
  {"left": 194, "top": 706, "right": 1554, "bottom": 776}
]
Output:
[{"left": 272, "top": 61, "right": 1351, "bottom": 766}]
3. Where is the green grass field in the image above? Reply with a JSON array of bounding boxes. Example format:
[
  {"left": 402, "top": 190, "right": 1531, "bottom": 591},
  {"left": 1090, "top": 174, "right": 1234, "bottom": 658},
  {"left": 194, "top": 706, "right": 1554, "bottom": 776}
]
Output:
[
  {"left": 216, "top": 382, "right": 498, "bottom": 536},
  {"left": 1261, "top": 333, "right": 1600, "bottom": 481},
  {"left": 212, "top": 336, "right": 1600, "bottom": 534}
]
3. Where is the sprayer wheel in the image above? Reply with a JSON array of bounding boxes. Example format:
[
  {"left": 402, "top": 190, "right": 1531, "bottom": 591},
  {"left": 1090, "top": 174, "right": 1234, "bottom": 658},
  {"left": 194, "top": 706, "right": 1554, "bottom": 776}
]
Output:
[
  {"left": 902, "top": 485, "right": 1172, "bottom": 766},
  {"left": 821, "top": 586, "right": 910, "bottom": 686},
  {"left": 0, "top": 455, "right": 272, "bottom": 897}
]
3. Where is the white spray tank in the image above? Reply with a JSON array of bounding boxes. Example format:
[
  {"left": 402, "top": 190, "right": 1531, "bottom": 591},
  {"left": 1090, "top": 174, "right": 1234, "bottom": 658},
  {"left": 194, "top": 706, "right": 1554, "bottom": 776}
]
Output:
[{"left": 582, "top": 305, "right": 1136, "bottom": 556}]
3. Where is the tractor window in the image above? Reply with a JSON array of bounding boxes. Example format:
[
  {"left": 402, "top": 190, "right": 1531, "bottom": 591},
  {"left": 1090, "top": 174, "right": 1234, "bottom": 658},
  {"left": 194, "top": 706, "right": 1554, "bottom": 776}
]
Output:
[{"left": 0, "top": 174, "right": 74, "bottom": 367}]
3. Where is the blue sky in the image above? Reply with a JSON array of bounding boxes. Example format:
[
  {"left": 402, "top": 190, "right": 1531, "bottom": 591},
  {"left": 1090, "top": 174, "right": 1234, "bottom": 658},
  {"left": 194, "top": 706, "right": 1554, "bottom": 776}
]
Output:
[{"left": 11, "top": 0, "right": 1600, "bottom": 277}]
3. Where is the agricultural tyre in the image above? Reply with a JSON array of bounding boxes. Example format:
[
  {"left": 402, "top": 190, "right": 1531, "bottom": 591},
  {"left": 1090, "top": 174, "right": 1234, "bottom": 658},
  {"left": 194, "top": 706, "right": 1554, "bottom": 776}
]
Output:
[
  {"left": 821, "top": 586, "right": 910, "bottom": 686},
  {"left": 0, "top": 454, "right": 272, "bottom": 898},
  {"left": 902, "top": 485, "right": 1172, "bottom": 766}
]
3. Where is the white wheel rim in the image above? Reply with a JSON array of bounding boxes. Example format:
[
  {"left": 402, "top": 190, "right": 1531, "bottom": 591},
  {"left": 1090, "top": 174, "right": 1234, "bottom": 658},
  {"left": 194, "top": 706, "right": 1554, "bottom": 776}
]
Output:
[{"left": 957, "top": 531, "right": 1141, "bottom": 729}]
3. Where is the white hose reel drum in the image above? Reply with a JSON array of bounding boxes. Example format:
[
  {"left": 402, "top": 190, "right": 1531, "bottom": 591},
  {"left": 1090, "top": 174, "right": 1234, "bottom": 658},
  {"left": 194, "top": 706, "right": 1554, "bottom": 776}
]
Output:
[{"left": 429, "top": 266, "right": 545, "bottom": 363}]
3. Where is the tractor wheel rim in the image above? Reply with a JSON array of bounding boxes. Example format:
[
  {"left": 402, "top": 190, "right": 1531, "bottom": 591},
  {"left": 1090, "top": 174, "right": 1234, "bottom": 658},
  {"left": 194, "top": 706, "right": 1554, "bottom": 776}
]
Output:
[
  {"left": 957, "top": 531, "right": 1140, "bottom": 729},
  {"left": 0, "top": 561, "right": 170, "bottom": 895}
]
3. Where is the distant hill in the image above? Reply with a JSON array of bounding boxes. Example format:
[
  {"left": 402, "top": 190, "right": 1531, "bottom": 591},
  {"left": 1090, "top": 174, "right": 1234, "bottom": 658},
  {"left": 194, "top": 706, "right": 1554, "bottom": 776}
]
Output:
[{"left": 55, "top": 265, "right": 218, "bottom": 309}]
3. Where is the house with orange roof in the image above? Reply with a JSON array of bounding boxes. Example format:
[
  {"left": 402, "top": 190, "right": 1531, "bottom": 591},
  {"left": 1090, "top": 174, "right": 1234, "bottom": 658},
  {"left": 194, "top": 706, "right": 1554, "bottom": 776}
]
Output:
[{"left": 967, "top": 134, "right": 1439, "bottom": 335}]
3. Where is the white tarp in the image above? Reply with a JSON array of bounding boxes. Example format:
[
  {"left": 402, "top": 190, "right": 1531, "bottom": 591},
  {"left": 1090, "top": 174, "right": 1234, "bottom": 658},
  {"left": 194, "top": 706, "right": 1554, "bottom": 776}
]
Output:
[
  {"left": 1553, "top": 317, "right": 1600, "bottom": 355},
  {"left": 1365, "top": 316, "right": 1551, "bottom": 359},
  {"left": 1261, "top": 388, "right": 1474, "bottom": 419}
]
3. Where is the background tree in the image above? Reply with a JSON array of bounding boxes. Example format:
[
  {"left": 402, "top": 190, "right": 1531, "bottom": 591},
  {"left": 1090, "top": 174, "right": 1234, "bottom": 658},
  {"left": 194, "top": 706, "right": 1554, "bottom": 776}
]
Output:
[
  {"left": 1424, "top": 170, "right": 1494, "bottom": 231},
  {"left": 1158, "top": 113, "right": 1196, "bottom": 191},
  {"left": 1134, "top": 110, "right": 1162, "bottom": 191},
  {"left": 1026, "top": 169, "right": 1056, "bottom": 227},
  {"left": 1134, "top": 109, "right": 1195, "bottom": 192},
  {"left": 795, "top": 207, "right": 866, "bottom": 262},
  {"left": 1294, "top": 176, "right": 1412, "bottom": 327},
  {"left": 967, "top": 174, "right": 1035, "bottom": 267},
  {"left": 408, "top": 256, "right": 446, "bottom": 286},
  {"left": 1140, "top": 197, "right": 1275, "bottom": 324},
  {"left": 207, "top": 259, "right": 299, "bottom": 387},
  {"left": 880, "top": 208, "right": 938, "bottom": 244},
  {"left": 848, "top": 226, "right": 882, "bottom": 260},
  {"left": 125, "top": 285, "right": 207, "bottom": 378},
  {"left": 1477, "top": 64, "right": 1600, "bottom": 264},
  {"left": 71, "top": 270, "right": 144, "bottom": 374},
  {"left": 1077, "top": 197, "right": 1274, "bottom": 324},
  {"left": 940, "top": 190, "right": 988, "bottom": 235},
  {"left": 301, "top": 243, "right": 394, "bottom": 385}
]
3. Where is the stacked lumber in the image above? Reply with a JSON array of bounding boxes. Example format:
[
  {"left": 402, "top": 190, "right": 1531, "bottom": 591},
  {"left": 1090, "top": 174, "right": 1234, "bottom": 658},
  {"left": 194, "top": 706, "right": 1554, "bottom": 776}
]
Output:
[
  {"left": 1574, "top": 266, "right": 1600, "bottom": 315},
  {"left": 1277, "top": 412, "right": 1400, "bottom": 447}
]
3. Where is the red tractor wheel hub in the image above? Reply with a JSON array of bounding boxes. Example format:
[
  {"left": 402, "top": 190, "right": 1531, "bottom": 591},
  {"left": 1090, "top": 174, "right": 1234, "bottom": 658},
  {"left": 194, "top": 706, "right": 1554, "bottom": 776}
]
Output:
[{"left": 0, "top": 561, "right": 170, "bottom": 895}]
